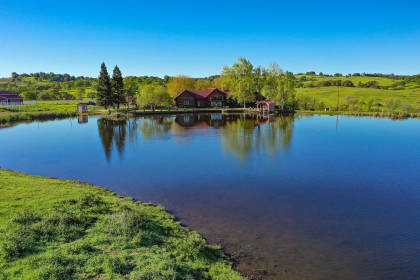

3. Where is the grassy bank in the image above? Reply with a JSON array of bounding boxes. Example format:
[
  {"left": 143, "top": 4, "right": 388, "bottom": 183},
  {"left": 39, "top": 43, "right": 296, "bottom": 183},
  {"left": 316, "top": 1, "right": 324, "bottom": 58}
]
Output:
[
  {"left": 0, "top": 170, "right": 243, "bottom": 280},
  {"left": 297, "top": 109, "right": 420, "bottom": 119}
]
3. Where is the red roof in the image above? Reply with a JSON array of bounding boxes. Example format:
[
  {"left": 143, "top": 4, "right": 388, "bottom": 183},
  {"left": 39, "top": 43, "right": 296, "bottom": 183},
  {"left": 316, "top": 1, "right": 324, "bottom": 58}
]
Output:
[
  {"left": 174, "top": 88, "right": 228, "bottom": 100},
  {"left": 0, "top": 91, "right": 17, "bottom": 95},
  {"left": 256, "top": 100, "right": 275, "bottom": 104},
  {"left": 0, "top": 91, "right": 23, "bottom": 100}
]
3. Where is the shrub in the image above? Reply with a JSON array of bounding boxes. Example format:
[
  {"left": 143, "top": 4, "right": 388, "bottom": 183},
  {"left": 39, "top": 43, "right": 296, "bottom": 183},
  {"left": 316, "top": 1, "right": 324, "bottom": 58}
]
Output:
[
  {"left": 12, "top": 209, "right": 41, "bottom": 225},
  {"left": 342, "top": 80, "right": 355, "bottom": 87},
  {"left": 385, "top": 98, "right": 401, "bottom": 112},
  {"left": 36, "top": 253, "right": 76, "bottom": 280},
  {"left": 316, "top": 80, "right": 331, "bottom": 87},
  {"left": 104, "top": 255, "right": 134, "bottom": 274},
  {"left": 1, "top": 226, "right": 38, "bottom": 258},
  {"left": 105, "top": 209, "right": 148, "bottom": 237}
]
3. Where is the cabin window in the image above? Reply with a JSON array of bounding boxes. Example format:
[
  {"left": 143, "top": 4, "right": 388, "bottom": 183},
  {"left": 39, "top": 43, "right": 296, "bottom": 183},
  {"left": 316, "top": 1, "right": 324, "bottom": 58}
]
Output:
[
  {"left": 211, "top": 101, "right": 222, "bottom": 107},
  {"left": 211, "top": 114, "right": 222, "bottom": 120},
  {"left": 184, "top": 100, "right": 190, "bottom": 105}
]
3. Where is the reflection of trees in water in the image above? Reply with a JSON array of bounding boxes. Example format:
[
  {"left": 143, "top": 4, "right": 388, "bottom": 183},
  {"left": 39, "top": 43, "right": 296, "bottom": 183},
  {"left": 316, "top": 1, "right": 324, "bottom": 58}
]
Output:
[
  {"left": 97, "top": 118, "right": 127, "bottom": 160},
  {"left": 136, "top": 117, "right": 173, "bottom": 139},
  {"left": 98, "top": 114, "right": 294, "bottom": 161},
  {"left": 98, "top": 117, "right": 173, "bottom": 159},
  {"left": 221, "top": 115, "right": 294, "bottom": 160},
  {"left": 221, "top": 118, "right": 256, "bottom": 160}
]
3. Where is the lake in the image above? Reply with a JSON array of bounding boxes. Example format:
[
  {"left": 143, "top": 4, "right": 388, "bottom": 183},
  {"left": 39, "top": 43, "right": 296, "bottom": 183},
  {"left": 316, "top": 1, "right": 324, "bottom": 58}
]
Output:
[{"left": 1, "top": 113, "right": 419, "bottom": 280}]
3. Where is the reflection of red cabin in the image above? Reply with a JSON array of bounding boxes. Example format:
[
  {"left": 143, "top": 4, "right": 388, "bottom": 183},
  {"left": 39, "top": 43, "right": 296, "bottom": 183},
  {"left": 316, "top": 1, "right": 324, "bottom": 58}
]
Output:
[
  {"left": 174, "top": 88, "right": 228, "bottom": 108},
  {"left": 0, "top": 91, "right": 24, "bottom": 105}
]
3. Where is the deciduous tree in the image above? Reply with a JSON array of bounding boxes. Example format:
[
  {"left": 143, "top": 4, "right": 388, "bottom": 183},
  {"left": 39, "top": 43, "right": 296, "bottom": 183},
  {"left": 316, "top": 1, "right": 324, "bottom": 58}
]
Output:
[
  {"left": 167, "top": 75, "right": 195, "bottom": 97},
  {"left": 222, "top": 58, "right": 257, "bottom": 108},
  {"left": 136, "top": 85, "right": 172, "bottom": 110}
]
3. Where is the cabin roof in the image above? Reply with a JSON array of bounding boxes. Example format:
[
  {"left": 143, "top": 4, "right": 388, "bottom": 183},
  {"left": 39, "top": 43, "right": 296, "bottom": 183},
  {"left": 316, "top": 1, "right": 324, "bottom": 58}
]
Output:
[
  {"left": 0, "top": 91, "right": 23, "bottom": 100},
  {"left": 174, "top": 88, "right": 228, "bottom": 100},
  {"left": 256, "top": 100, "right": 275, "bottom": 104}
]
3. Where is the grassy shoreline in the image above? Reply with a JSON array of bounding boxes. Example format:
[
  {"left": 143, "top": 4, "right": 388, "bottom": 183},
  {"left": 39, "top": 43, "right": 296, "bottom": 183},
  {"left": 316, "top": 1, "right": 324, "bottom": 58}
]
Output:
[
  {"left": 0, "top": 169, "right": 243, "bottom": 280},
  {"left": 296, "top": 109, "right": 420, "bottom": 119}
]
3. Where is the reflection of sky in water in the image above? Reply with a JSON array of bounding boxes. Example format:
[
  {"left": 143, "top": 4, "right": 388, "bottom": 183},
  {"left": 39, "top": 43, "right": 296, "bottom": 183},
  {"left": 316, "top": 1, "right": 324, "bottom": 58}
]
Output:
[{"left": 0, "top": 114, "right": 419, "bottom": 280}]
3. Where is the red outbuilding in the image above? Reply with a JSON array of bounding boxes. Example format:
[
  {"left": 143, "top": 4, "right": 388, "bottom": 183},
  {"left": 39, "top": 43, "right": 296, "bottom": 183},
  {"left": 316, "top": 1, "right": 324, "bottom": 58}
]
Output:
[{"left": 0, "top": 91, "right": 24, "bottom": 105}]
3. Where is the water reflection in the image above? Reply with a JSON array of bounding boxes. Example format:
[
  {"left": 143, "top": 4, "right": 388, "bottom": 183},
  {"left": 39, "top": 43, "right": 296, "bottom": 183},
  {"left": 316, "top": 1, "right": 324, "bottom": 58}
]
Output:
[
  {"left": 2, "top": 114, "right": 420, "bottom": 280},
  {"left": 97, "top": 118, "right": 127, "bottom": 159},
  {"left": 137, "top": 117, "right": 172, "bottom": 139},
  {"left": 96, "top": 114, "right": 295, "bottom": 161},
  {"left": 78, "top": 115, "right": 88, "bottom": 124},
  {"left": 221, "top": 115, "right": 294, "bottom": 160}
]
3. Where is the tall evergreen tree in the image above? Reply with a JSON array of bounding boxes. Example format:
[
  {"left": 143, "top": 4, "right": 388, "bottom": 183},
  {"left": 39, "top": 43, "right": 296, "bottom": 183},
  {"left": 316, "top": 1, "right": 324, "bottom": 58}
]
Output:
[
  {"left": 97, "top": 62, "right": 112, "bottom": 109},
  {"left": 112, "top": 65, "right": 125, "bottom": 109}
]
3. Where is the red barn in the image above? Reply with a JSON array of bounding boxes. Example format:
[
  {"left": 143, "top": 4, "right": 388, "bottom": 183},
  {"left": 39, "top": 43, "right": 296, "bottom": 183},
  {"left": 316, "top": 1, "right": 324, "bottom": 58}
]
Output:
[{"left": 0, "top": 91, "right": 24, "bottom": 105}]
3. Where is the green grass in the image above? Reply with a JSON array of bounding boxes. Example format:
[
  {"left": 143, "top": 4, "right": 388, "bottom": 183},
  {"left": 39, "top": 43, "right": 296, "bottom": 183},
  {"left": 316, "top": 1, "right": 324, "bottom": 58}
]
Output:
[
  {"left": 296, "top": 87, "right": 420, "bottom": 113},
  {"left": 295, "top": 74, "right": 420, "bottom": 90},
  {"left": 0, "top": 169, "right": 243, "bottom": 280}
]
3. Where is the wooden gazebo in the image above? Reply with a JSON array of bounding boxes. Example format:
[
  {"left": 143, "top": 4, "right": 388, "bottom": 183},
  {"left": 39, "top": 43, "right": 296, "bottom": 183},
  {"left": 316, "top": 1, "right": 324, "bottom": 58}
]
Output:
[{"left": 256, "top": 100, "right": 275, "bottom": 112}]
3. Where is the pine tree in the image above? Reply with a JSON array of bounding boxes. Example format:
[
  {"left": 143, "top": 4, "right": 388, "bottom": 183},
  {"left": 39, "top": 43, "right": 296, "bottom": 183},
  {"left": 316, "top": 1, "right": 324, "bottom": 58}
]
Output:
[
  {"left": 112, "top": 65, "right": 125, "bottom": 109},
  {"left": 97, "top": 62, "right": 112, "bottom": 109}
]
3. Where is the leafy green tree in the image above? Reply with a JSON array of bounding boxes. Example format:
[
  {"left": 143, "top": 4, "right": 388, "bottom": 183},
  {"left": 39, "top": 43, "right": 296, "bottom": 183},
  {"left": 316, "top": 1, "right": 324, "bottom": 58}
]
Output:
[
  {"left": 97, "top": 63, "right": 113, "bottom": 109},
  {"left": 76, "top": 88, "right": 85, "bottom": 100},
  {"left": 123, "top": 77, "right": 138, "bottom": 97},
  {"left": 37, "top": 91, "right": 53, "bottom": 100},
  {"left": 112, "top": 66, "right": 125, "bottom": 109},
  {"left": 262, "top": 64, "right": 296, "bottom": 111},
  {"left": 136, "top": 85, "right": 172, "bottom": 110},
  {"left": 167, "top": 75, "right": 195, "bottom": 97},
  {"left": 194, "top": 79, "right": 212, "bottom": 90},
  {"left": 222, "top": 58, "right": 257, "bottom": 108},
  {"left": 342, "top": 80, "right": 355, "bottom": 87},
  {"left": 21, "top": 91, "right": 37, "bottom": 100}
]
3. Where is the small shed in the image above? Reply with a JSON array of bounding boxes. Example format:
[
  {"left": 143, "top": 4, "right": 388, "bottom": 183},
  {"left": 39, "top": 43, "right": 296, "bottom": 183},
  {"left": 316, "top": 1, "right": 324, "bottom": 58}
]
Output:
[
  {"left": 256, "top": 100, "right": 275, "bottom": 112},
  {"left": 77, "top": 103, "right": 88, "bottom": 113}
]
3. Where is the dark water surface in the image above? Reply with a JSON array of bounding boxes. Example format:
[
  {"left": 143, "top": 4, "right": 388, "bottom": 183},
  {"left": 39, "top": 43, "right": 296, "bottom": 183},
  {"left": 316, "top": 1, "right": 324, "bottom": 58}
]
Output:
[{"left": 1, "top": 114, "right": 419, "bottom": 280}]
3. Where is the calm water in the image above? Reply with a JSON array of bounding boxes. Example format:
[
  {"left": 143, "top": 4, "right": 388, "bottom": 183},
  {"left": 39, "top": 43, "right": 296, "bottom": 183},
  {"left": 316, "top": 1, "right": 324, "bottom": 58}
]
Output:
[{"left": 1, "top": 114, "right": 419, "bottom": 280}]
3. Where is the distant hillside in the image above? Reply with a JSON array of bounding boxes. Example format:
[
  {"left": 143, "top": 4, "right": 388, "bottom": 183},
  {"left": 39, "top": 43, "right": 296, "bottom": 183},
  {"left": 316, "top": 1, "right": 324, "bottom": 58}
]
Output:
[{"left": 1, "top": 72, "right": 419, "bottom": 107}]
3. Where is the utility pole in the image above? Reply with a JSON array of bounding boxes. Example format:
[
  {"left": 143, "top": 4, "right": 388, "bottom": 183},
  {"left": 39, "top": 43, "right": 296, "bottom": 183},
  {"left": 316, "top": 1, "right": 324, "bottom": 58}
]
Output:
[{"left": 336, "top": 85, "right": 340, "bottom": 111}]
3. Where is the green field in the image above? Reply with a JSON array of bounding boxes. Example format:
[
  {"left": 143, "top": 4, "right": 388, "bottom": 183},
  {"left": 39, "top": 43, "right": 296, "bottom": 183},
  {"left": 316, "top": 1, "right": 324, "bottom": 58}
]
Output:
[
  {"left": 296, "top": 87, "right": 420, "bottom": 111},
  {"left": 0, "top": 169, "right": 243, "bottom": 280},
  {"left": 296, "top": 74, "right": 420, "bottom": 90}
]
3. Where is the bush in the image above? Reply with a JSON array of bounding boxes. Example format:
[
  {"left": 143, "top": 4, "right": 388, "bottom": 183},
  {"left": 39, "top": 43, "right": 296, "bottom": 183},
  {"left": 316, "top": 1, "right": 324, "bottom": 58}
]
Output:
[
  {"left": 1, "top": 226, "right": 38, "bottom": 258},
  {"left": 105, "top": 209, "right": 148, "bottom": 237},
  {"left": 342, "top": 80, "right": 355, "bottom": 87},
  {"left": 104, "top": 255, "right": 134, "bottom": 274},
  {"left": 36, "top": 253, "right": 76, "bottom": 280},
  {"left": 12, "top": 209, "right": 41, "bottom": 225},
  {"left": 316, "top": 80, "right": 331, "bottom": 87}
]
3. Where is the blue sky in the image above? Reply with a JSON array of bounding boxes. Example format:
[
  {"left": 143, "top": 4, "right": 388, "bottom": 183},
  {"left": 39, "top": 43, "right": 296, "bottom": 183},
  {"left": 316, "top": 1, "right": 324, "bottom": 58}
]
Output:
[{"left": 1, "top": 0, "right": 419, "bottom": 77}]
